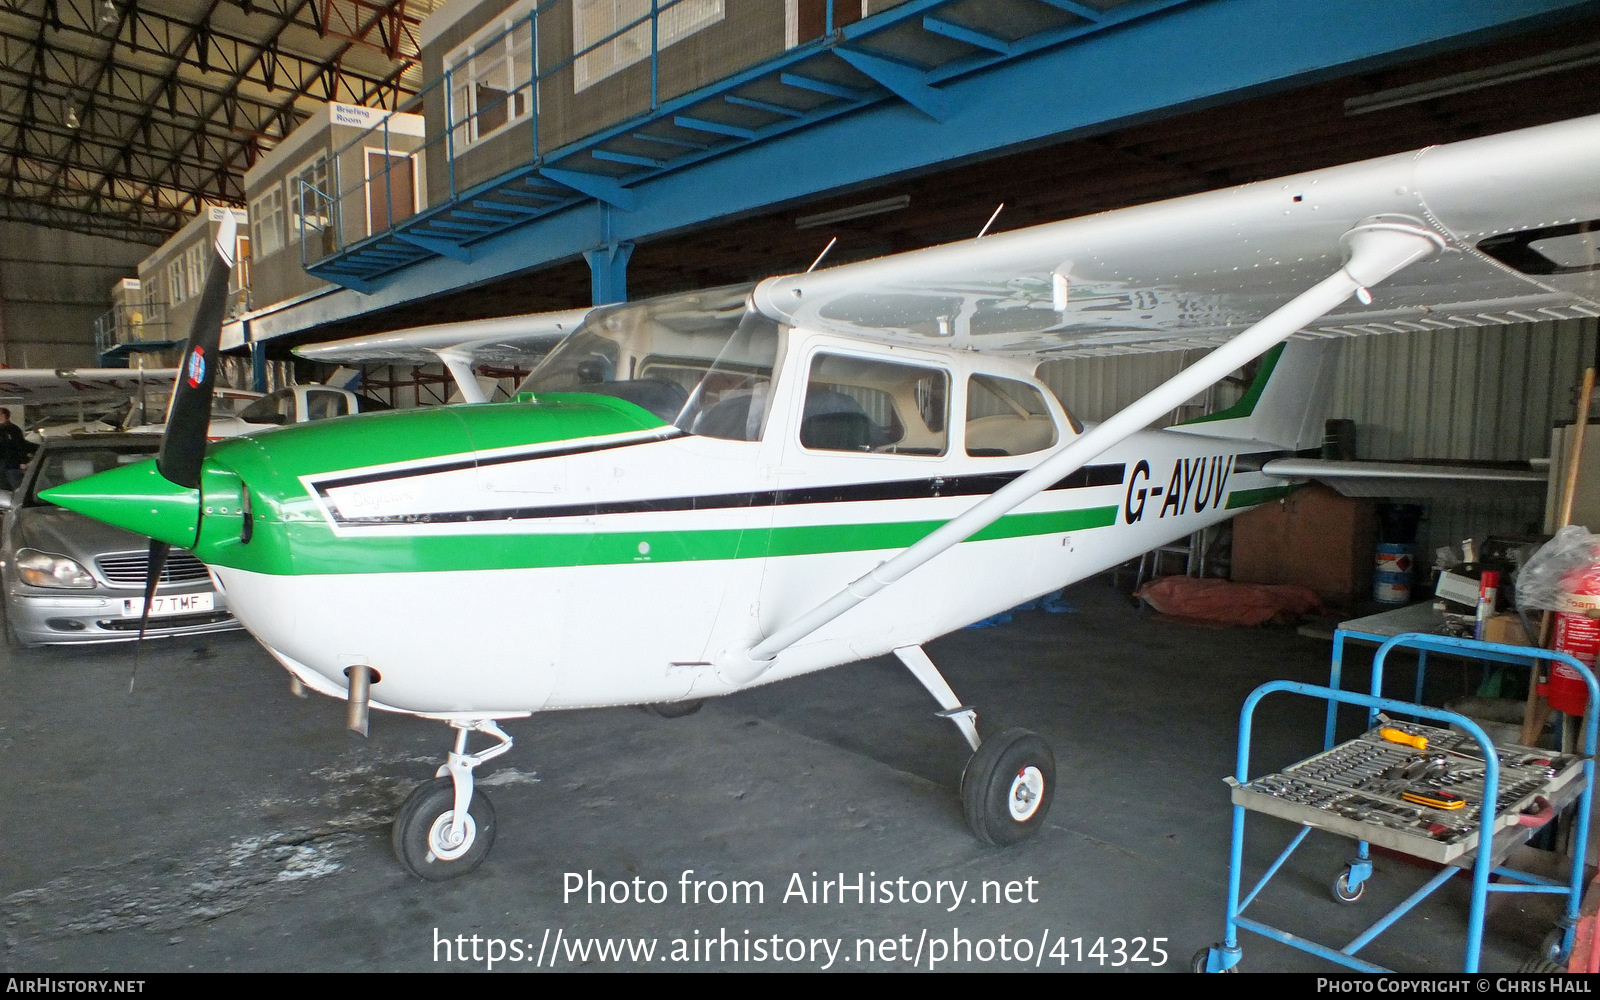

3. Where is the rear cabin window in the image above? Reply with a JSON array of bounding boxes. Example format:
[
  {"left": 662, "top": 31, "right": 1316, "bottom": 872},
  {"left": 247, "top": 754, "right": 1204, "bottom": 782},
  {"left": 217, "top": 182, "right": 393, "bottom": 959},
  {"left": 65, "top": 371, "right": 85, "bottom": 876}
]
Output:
[
  {"left": 801, "top": 354, "right": 948, "bottom": 455},
  {"left": 965, "top": 375, "right": 1059, "bottom": 457},
  {"left": 305, "top": 390, "right": 349, "bottom": 421}
]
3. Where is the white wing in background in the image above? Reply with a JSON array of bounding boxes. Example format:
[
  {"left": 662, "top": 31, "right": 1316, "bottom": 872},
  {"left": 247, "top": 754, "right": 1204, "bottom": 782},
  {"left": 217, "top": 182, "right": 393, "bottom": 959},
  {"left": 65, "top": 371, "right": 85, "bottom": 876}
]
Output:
[
  {"left": 0, "top": 368, "right": 180, "bottom": 406},
  {"left": 295, "top": 309, "right": 594, "bottom": 403},
  {"left": 750, "top": 115, "right": 1600, "bottom": 358}
]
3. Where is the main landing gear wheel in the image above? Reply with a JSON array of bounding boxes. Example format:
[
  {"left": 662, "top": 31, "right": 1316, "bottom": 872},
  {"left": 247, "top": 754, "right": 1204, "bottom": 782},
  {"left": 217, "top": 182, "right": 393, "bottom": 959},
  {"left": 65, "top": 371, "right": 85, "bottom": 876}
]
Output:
[
  {"left": 961, "top": 728, "right": 1054, "bottom": 846},
  {"left": 392, "top": 777, "right": 497, "bottom": 881}
]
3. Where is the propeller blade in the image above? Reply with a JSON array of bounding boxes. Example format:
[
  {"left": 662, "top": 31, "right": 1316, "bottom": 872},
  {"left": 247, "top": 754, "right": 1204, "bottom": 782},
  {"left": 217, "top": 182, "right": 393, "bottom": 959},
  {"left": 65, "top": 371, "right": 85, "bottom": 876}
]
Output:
[
  {"left": 130, "top": 538, "right": 170, "bottom": 692},
  {"left": 158, "top": 213, "right": 236, "bottom": 490},
  {"left": 137, "top": 539, "right": 170, "bottom": 642}
]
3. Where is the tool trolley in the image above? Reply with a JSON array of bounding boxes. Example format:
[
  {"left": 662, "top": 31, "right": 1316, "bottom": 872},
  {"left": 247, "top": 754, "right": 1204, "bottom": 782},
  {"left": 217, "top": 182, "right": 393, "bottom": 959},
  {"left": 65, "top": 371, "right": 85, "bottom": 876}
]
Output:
[{"left": 1196, "top": 633, "right": 1598, "bottom": 973}]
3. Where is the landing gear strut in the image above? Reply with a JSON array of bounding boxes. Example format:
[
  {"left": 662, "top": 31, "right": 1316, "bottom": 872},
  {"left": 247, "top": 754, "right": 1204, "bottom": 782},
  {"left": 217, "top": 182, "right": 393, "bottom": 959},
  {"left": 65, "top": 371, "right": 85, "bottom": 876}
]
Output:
[
  {"left": 393, "top": 719, "right": 513, "bottom": 880},
  {"left": 894, "top": 645, "right": 1054, "bottom": 845}
]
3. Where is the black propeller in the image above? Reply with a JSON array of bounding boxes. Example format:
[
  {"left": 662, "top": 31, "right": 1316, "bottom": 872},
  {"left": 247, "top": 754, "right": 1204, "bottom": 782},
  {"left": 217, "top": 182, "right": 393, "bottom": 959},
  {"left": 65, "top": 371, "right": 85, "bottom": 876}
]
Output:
[
  {"left": 158, "top": 214, "right": 236, "bottom": 491},
  {"left": 132, "top": 215, "right": 236, "bottom": 690}
]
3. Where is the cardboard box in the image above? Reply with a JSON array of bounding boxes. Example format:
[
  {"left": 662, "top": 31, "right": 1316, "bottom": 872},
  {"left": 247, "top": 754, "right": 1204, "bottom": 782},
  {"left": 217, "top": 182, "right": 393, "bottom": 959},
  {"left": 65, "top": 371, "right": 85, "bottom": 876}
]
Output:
[
  {"left": 1482, "top": 614, "right": 1531, "bottom": 647},
  {"left": 1231, "top": 484, "right": 1376, "bottom": 603}
]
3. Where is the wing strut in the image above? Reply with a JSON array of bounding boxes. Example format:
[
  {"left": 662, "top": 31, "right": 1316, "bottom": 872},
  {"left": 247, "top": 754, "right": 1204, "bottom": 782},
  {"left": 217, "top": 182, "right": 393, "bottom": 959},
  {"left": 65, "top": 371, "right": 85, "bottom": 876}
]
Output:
[
  {"left": 437, "top": 350, "right": 490, "bottom": 405},
  {"left": 717, "top": 217, "right": 1444, "bottom": 684}
]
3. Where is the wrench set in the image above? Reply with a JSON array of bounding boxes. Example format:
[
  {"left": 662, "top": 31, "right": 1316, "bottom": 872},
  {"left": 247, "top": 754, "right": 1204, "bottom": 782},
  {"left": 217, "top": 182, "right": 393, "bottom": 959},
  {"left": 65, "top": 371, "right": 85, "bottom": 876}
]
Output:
[{"left": 1237, "top": 720, "right": 1580, "bottom": 856}]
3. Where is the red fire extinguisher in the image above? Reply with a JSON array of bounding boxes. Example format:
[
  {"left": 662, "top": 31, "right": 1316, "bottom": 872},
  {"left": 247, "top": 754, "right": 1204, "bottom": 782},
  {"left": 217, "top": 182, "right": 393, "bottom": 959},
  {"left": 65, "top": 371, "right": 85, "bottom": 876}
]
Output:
[{"left": 1547, "top": 559, "right": 1600, "bottom": 716}]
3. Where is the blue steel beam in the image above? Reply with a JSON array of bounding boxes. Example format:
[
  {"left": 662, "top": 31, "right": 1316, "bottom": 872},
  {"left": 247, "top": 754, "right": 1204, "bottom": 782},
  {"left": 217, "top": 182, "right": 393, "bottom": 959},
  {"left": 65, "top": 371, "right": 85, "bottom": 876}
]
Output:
[
  {"left": 591, "top": 149, "right": 669, "bottom": 168},
  {"left": 922, "top": 15, "right": 1014, "bottom": 55},
  {"left": 1033, "top": 0, "right": 1105, "bottom": 20},
  {"left": 673, "top": 115, "right": 759, "bottom": 140},
  {"left": 266, "top": 0, "right": 1600, "bottom": 340},
  {"left": 538, "top": 167, "right": 639, "bottom": 211},
  {"left": 835, "top": 48, "right": 949, "bottom": 121},
  {"left": 472, "top": 199, "right": 543, "bottom": 214},
  {"left": 724, "top": 95, "right": 807, "bottom": 118},
  {"left": 631, "top": 131, "right": 712, "bottom": 151},
  {"left": 778, "top": 72, "right": 868, "bottom": 101},
  {"left": 585, "top": 241, "right": 634, "bottom": 305}
]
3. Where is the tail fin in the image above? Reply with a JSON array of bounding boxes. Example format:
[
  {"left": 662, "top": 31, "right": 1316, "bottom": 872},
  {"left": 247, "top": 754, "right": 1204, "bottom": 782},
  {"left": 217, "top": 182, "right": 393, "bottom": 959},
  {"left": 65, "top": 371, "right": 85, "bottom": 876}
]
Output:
[{"left": 1166, "top": 337, "right": 1340, "bottom": 451}]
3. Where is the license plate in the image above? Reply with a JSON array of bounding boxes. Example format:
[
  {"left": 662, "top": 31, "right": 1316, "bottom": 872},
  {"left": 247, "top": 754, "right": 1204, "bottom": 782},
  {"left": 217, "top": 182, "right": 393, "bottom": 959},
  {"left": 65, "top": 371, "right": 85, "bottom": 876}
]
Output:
[{"left": 120, "top": 593, "right": 216, "bottom": 618}]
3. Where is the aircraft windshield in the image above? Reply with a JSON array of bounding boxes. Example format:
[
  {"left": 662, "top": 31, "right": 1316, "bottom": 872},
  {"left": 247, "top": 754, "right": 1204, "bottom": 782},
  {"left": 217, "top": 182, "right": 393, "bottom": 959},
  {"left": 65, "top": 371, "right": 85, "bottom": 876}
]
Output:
[{"left": 519, "top": 283, "right": 783, "bottom": 439}]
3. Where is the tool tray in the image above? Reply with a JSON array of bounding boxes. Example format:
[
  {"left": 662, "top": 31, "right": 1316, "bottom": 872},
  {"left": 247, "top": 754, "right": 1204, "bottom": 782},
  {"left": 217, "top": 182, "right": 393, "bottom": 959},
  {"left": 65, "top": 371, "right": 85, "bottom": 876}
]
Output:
[{"left": 1227, "top": 719, "right": 1583, "bottom": 865}]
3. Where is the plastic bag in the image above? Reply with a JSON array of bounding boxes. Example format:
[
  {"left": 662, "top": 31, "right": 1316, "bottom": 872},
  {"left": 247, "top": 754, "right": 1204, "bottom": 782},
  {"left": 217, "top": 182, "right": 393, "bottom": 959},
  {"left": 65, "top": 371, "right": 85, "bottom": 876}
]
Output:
[{"left": 1514, "top": 525, "right": 1600, "bottom": 612}]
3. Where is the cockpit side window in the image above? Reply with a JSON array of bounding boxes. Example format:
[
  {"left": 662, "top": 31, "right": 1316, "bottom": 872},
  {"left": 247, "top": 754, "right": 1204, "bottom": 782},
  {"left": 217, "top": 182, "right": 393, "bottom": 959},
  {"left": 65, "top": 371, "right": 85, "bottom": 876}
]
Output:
[
  {"left": 965, "top": 375, "right": 1059, "bottom": 457},
  {"left": 801, "top": 353, "right": 948, "bottom": 456}
]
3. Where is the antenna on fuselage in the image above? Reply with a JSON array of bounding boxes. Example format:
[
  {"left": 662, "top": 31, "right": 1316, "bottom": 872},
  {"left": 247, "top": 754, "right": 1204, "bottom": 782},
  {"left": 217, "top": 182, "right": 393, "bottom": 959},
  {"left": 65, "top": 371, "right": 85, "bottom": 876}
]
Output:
[
  {"left": 977, "top": 203, "right": 1004, "bottom": 239},
  {"left": 806, "top": 236, "right": 838, "bottom": 273}
]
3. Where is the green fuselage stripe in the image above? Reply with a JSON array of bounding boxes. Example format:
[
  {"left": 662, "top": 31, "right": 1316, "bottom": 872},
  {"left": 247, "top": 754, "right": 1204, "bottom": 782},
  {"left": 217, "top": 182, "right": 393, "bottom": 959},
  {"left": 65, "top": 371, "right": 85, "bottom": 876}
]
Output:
[
  {"left": 267, "top": 504, "right": 1122, "bottom": 575},
  {"left": 1225, "top": 484, "right": 1300, "bottom": 509}
]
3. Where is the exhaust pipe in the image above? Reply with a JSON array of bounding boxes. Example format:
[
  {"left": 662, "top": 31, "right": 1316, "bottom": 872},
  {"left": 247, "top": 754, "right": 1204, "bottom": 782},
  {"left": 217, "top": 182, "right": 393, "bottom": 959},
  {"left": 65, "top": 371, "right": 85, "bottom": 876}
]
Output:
[{"left": 345, "top": 664, "right": 374, "bottom": 736}]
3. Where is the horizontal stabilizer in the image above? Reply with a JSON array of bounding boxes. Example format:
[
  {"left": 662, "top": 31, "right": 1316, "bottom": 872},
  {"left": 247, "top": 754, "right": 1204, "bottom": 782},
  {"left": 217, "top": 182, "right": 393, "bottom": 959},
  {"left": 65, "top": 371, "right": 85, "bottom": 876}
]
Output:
[{"left": 1261, "top": 457, "right": 1547, "bottom": 498}]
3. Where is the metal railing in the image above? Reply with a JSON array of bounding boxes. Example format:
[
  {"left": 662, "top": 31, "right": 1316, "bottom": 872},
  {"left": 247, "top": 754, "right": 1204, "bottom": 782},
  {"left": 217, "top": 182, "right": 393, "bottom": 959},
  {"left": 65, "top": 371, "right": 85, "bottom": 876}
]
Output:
[
  {"left": 299, "top": 0, "right": 826, "bottom": 266},
  {"left": 93, "top": 302, "right": 172, "bottom": 358}
]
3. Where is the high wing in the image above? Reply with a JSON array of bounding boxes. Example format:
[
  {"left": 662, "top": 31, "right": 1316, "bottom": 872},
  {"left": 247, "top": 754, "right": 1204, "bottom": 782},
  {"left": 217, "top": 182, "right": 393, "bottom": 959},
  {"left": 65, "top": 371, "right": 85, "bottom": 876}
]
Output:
[
  {"left": 0, "top": 368, "right": 179, "bottom": 408},
  {"left": 294, "top": 310, "right": 591, "bottom": 403},
  {"left": 749, "top": 115, "right": 1600, "bottom": 357},
  {"left": 720, "top": 115, "right": 1600, "bottom": 678}
]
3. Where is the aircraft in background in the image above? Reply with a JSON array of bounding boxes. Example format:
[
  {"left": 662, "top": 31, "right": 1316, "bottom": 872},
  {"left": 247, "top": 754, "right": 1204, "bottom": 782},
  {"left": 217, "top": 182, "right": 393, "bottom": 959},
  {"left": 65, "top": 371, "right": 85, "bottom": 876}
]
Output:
[{"left": 43, "top": 115, "right": 1600, "bottom": 881}]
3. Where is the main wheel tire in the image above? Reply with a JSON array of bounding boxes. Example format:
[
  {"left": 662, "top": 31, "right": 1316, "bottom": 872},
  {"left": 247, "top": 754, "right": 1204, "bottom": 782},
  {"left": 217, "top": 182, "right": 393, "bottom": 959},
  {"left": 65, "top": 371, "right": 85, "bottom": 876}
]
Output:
[
  {"left": 392, "top": 777, "right": 497, "bottom": 881},
  {"left": 647, "top": 699, "right": 704, "bottom": 719},
  {"left": 960, "top": 728, "right": 1055, "bottom": 846}
]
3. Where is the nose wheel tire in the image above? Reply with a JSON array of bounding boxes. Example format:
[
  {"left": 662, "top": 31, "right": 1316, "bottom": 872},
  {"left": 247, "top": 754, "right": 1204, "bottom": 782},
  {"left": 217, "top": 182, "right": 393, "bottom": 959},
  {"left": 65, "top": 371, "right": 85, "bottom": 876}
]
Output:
[
  {"left": 960, "top": 728, "right": 1055, "bottom": 846},
  {"left": 392, "top": 776, "right": 497, "bottom": 881}
]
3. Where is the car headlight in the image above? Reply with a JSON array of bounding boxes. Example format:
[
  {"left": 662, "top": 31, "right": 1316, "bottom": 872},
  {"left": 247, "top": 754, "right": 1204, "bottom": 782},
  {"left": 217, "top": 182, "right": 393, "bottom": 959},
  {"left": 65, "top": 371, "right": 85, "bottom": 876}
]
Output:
[{"left": 16, "top": 548, "right": 94, "bottom": 589}]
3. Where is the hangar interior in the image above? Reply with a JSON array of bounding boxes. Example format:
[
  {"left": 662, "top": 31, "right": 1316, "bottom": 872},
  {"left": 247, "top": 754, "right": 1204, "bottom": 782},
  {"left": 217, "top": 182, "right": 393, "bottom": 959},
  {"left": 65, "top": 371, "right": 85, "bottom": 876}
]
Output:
[{"left": 6, "top": 0, "right": 1600, "bottom": 974}]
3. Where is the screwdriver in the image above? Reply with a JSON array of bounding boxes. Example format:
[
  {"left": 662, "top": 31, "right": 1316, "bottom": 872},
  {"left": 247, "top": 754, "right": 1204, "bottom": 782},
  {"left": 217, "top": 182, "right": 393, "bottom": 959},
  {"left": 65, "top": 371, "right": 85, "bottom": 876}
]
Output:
[{"left": 1379, "top": 727, "right": 1428, "bottom": 750}]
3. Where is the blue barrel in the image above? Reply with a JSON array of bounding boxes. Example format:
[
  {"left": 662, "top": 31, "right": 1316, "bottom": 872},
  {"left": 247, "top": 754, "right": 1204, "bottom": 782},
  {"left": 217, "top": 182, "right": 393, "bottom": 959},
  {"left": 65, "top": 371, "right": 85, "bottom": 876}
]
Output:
[{"left": 1374, "top": 543, "right": 1415, "bottom": 604}]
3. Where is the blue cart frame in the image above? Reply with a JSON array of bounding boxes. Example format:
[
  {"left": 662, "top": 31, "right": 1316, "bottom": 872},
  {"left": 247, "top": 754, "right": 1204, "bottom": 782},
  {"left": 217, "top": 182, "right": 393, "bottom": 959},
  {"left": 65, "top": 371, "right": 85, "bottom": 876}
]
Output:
[{"left": 1198, "top": 633, "right": 1598, "bottom": 973}]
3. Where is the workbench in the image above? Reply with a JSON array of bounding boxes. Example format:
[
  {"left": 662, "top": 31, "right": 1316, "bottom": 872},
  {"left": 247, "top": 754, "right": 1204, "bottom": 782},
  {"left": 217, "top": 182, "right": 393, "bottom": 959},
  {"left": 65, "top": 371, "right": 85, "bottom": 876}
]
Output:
[{"left": 1325, "top": 603, "right": 1538, "bottom": 749}]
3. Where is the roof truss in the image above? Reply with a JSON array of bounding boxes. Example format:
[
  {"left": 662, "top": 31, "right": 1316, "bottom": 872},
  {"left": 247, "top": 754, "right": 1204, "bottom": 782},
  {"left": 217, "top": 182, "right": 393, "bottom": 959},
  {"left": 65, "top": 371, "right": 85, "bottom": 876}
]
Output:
[{"left": 0, "top": 0, "right": 432, "bottom": 244}]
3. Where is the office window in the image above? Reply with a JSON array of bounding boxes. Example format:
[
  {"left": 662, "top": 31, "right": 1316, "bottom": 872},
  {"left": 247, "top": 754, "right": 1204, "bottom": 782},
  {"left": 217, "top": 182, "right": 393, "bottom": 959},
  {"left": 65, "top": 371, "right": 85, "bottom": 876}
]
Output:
[
  {"left": 573, "top": 0, "right": 722, "bottom": 93},
  {"left": 250, "top": 187, "right": 285, "bottom": 259},
  {"left": 446, "top": 6, "right": 535, "bottom": 147},
  {"left": 183, "top": 243, "right": 206, "bottom": 300},
  {"left": 287, "top": 154, "right": 331, "bottom": 240},
  {"left": 166, "top": 255, "right": 187, "bottom": 306}
]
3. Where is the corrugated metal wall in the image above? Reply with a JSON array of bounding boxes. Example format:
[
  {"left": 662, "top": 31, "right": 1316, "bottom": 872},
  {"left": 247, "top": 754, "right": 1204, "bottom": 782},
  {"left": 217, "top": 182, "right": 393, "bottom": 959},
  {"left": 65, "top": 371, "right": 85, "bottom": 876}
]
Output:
[{"left": 1037, "top": 319, "right": 1599, "bottom": 569}]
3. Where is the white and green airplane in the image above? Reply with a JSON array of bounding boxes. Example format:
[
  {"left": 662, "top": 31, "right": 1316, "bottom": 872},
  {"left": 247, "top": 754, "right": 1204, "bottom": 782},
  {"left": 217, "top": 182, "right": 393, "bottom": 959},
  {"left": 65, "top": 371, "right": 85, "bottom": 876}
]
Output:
[{"left": 44, "top": 114, "right": 1600, "bottom": 880}]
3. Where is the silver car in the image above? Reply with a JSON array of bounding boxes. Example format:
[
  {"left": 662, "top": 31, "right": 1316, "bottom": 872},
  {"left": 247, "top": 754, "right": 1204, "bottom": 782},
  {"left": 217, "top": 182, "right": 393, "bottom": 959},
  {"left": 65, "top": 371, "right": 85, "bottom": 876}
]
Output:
[{"left": 0, "top": 435, "right": 240, "bottom": 647}]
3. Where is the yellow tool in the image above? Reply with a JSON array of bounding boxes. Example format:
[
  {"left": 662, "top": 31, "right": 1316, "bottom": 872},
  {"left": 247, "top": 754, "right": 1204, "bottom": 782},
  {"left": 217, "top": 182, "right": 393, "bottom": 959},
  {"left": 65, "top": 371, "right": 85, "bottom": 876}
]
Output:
[
  {"left": 1402, "top": 788, "right": 1466, "bottom": 810},
  {"left": 1379, "top": 728, "right": 1428, "bottom": 750}
]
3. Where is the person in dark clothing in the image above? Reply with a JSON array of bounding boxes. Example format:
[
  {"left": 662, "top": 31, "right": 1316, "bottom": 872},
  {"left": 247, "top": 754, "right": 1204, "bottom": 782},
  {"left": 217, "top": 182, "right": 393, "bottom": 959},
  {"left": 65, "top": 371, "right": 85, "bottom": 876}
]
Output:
[{"left": 0, "top": 409, "right": 36, "bottom": 490}]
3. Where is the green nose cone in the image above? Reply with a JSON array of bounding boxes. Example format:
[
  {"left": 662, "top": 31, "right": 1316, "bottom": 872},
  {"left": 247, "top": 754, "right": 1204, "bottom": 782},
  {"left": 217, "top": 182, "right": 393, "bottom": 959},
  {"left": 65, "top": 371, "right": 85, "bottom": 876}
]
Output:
[{"left": 39, "top": 459, "right": 202, "bottom": 548}]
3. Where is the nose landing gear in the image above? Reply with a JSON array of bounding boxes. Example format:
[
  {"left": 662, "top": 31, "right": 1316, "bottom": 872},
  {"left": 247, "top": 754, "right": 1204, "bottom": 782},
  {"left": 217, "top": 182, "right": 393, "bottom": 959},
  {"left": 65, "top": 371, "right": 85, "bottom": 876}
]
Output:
[{"left": 393, "top": 719, "right": 513, "bottom": 880}]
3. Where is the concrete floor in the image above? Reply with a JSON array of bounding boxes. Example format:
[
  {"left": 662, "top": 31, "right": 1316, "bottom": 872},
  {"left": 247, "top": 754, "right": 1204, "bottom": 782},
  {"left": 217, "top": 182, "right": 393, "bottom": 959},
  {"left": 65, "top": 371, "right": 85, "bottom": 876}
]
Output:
[{"left": 0, "top": 579, "right": 1567, "bottom": 972}]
